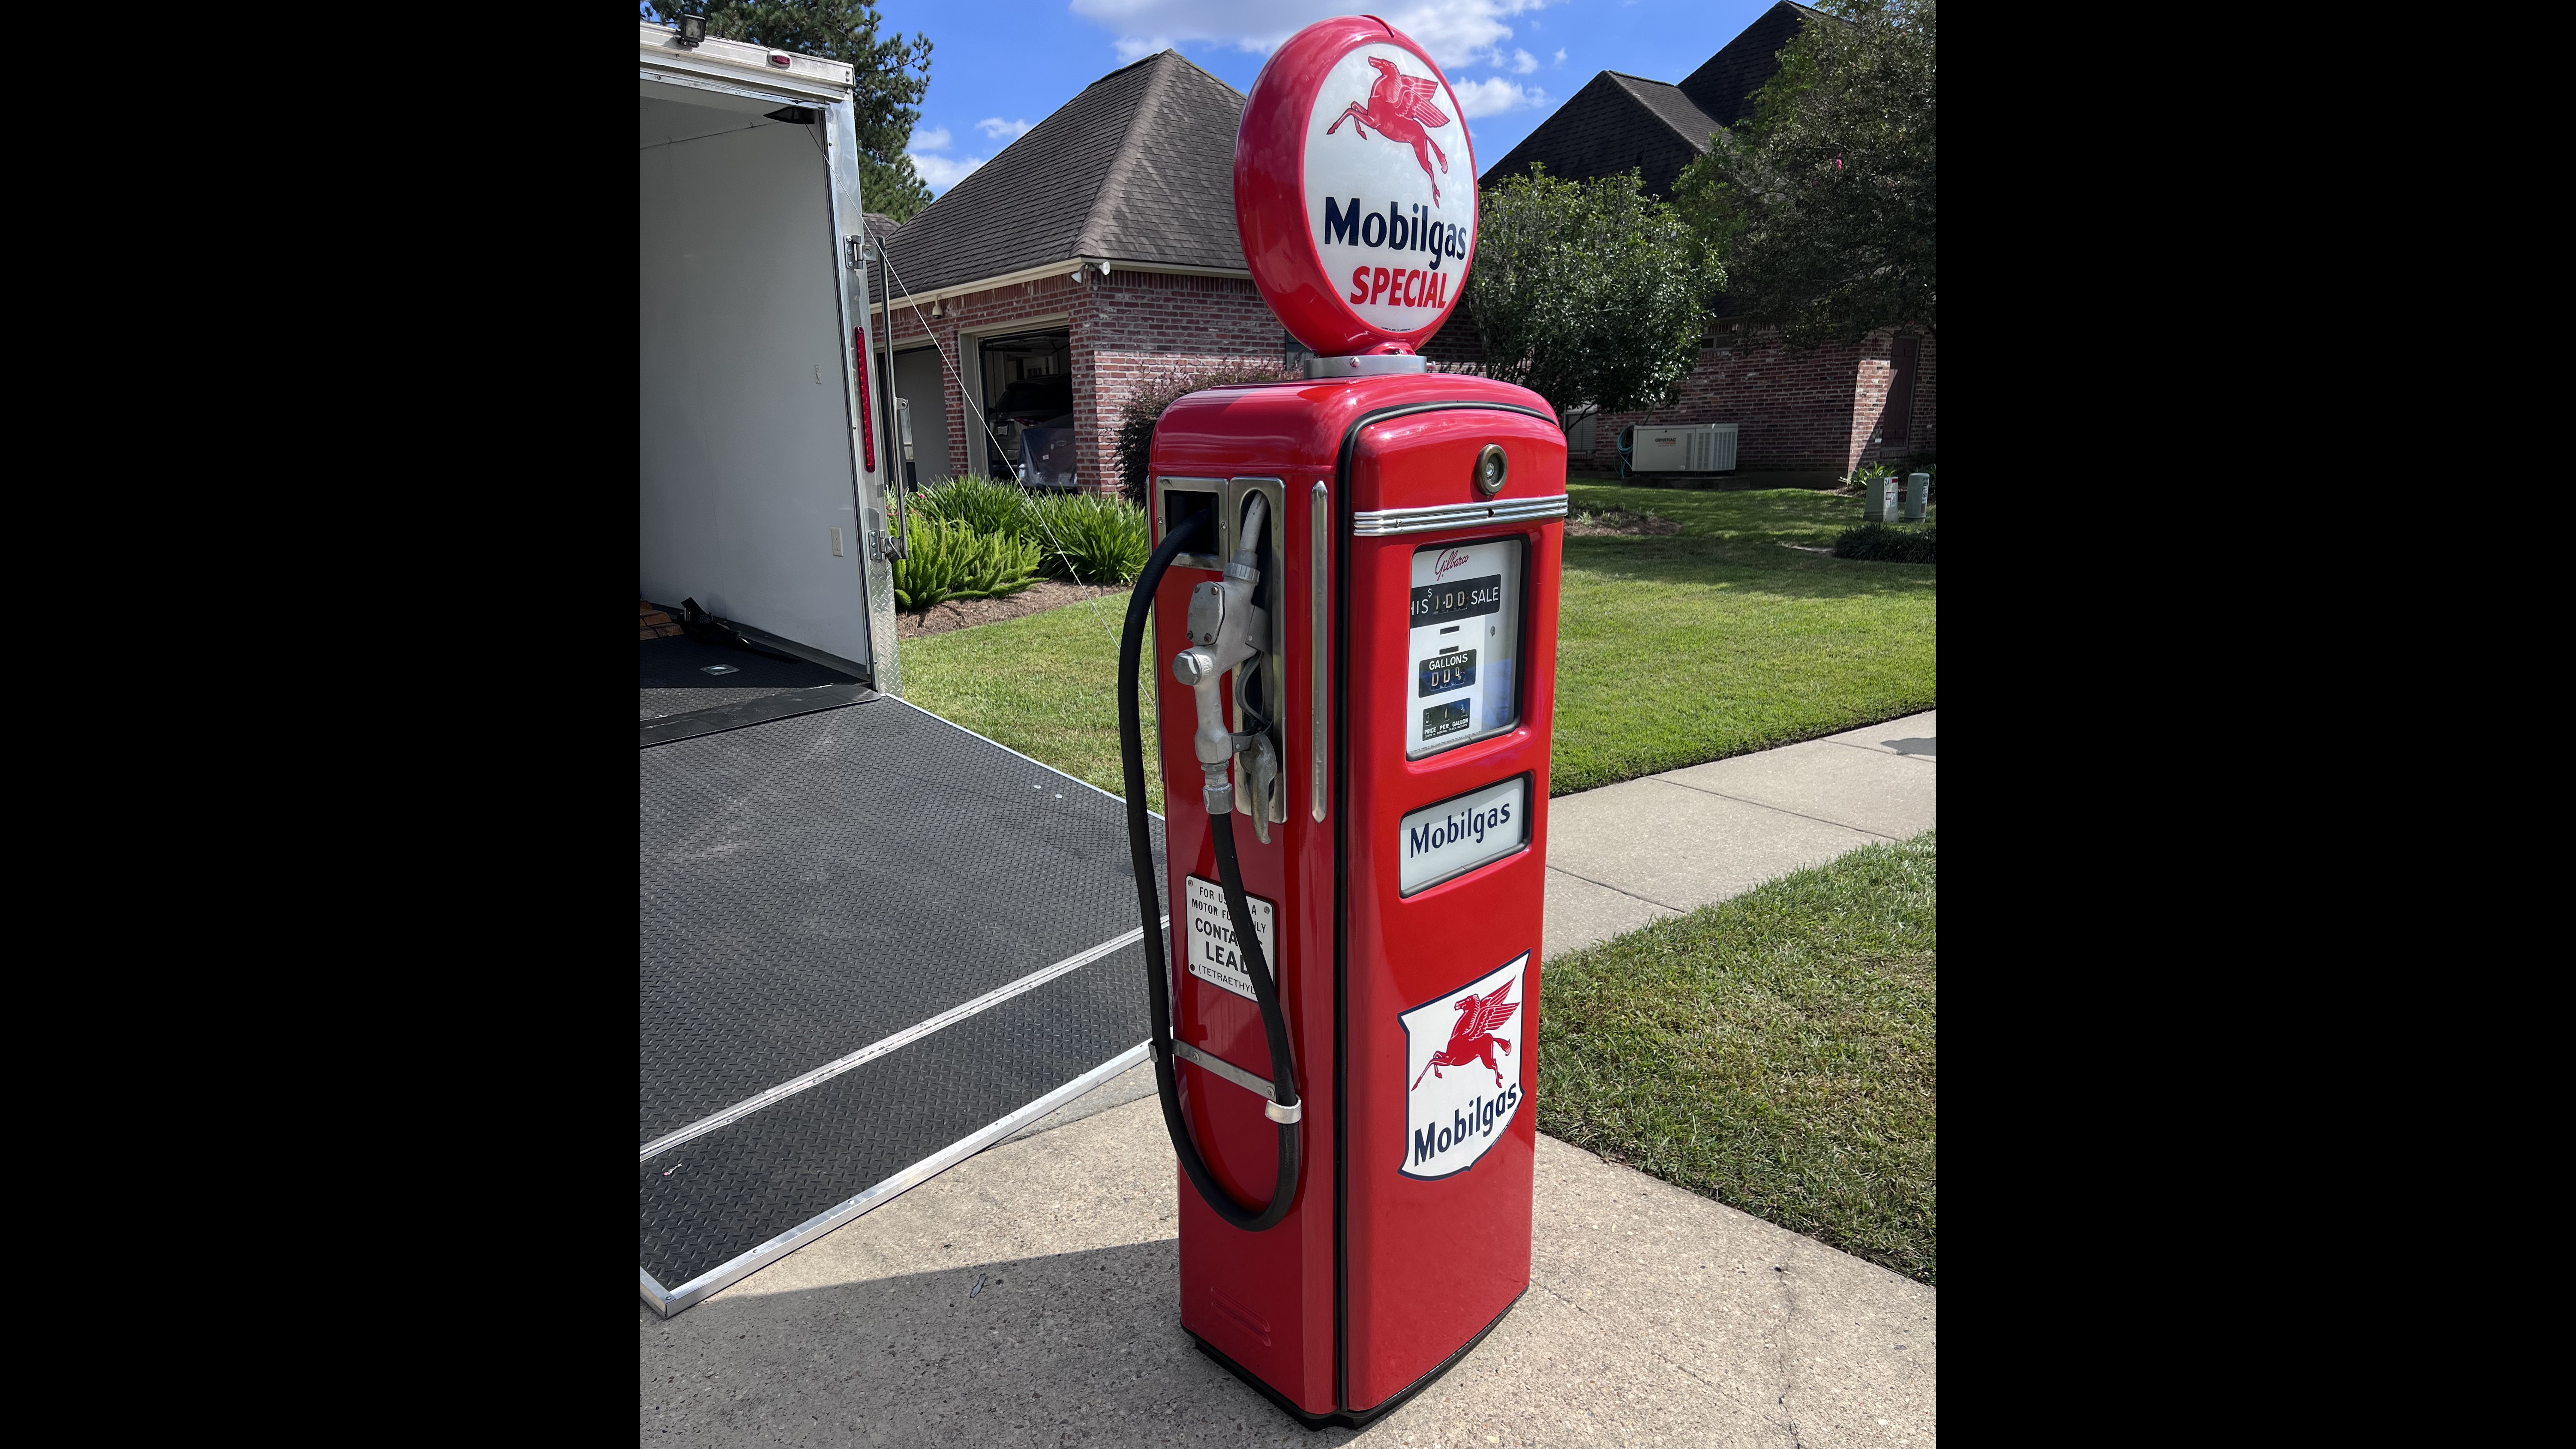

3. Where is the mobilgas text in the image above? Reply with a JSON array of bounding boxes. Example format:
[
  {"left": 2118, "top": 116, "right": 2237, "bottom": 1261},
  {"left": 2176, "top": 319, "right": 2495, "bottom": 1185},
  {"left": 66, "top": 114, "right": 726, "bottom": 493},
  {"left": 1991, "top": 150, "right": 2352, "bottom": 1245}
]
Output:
[
  {"left": 1412, "top": 1082, "right": 1521, "bottom": 1166},
  {"left": 1324, "top": 197, "right": 1468, "bottom": 310},
  {"left": 1408, "top": 794, "right": 1513, "bottom": 857}
]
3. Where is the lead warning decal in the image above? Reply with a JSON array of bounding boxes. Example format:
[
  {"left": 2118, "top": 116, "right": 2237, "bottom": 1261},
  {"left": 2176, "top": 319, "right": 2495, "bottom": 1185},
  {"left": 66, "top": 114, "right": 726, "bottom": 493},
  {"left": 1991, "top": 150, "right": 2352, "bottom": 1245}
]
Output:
[
  {"left": 1398, "top": 953, "right": 1528, "bottom": 1179},
  {"left": 1184, "top": 875, "right": 1276, "bottom": 1003}
]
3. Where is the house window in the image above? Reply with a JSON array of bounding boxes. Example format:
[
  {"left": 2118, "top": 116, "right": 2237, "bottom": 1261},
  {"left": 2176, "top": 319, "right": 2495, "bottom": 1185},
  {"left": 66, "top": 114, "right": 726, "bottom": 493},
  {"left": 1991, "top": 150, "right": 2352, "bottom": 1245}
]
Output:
[
  {"left": 977, "top": 328, "right": 1075, "bottom": 486},
  {"left": 1285, "top": 331, "right": 1314, "bottom": 372}
]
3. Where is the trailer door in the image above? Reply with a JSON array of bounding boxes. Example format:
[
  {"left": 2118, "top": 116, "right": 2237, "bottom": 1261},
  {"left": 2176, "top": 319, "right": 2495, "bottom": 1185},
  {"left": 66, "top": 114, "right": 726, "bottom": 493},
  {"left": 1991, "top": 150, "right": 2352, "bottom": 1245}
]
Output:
[{"left": 638, "top": 30, "right": 899, "bottom": 689}]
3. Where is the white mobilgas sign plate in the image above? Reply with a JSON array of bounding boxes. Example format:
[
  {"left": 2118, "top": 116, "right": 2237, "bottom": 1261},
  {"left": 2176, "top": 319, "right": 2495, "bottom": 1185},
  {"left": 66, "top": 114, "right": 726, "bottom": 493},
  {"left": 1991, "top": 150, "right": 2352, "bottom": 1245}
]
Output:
[
  {"left": 1184, "top": 875, "right": 1276, "bottom": 1003},
  {"left": 1399, "top": 953, "right": 1528, "bottom": 1180},
  {"left": 1302, "top": 42, "right": 1476, "bottom": 336},
  {"left": 1397, "top": 776, "right": 1526, "bottom": 896}
]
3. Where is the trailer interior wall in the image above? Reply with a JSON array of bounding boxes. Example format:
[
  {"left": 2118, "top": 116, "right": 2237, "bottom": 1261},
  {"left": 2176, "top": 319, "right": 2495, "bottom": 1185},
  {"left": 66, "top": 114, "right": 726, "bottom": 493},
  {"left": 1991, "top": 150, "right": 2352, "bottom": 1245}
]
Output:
[{"left": 640, "top": 84, "right": 873, "bottom": 672}]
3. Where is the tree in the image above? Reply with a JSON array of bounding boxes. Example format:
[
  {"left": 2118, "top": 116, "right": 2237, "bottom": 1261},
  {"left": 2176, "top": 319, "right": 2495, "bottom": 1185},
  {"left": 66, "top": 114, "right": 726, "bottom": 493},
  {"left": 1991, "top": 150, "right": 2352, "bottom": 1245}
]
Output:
[
  {"left": 1462, "top": 166, "right": 1723, "bottom": 435},
  {"left": 639, "top": 1, "right": 937, "bottom": 221},
  {"left": 1672, "top": 0, "right": 1935, "bottom": 346}
]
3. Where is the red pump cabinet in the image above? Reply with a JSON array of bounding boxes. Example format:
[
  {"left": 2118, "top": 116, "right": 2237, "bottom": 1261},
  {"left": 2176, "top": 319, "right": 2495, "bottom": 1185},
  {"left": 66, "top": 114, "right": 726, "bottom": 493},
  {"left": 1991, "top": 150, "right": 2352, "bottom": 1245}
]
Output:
[
  {"left": 1108, "top": 15, "right": 1566, "bottom": 1428},
  {"left": 1144, "top": 373, "right": 1566, "bottom": 1427}
]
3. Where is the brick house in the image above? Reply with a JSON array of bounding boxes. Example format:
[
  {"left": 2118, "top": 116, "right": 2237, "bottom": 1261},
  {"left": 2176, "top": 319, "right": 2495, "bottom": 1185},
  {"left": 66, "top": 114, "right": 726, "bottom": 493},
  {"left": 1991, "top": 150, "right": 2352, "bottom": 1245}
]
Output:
[
  {"left": 873, "top": 10, "right": 1930, "bottom": 493},
  {"left": 1474, "top": 1, "right": 1936, "bottom": 475},
  {"left": 871, "top": 50, "right": 1279, "bottom": 495}
]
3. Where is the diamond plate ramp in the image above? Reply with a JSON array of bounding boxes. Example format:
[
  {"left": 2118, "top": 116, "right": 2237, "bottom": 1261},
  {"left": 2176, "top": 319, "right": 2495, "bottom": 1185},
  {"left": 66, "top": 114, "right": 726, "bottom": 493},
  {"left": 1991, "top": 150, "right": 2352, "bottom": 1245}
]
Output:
[
  {"left": 639, "top": 693, "right": 1165, "bottom": 1313},
  {"left": 639, "top": 948, "right": 1150, "bottom": 1297},
  {"left": 640, "top": 697, "right": 1165, "bottom": 1144}
]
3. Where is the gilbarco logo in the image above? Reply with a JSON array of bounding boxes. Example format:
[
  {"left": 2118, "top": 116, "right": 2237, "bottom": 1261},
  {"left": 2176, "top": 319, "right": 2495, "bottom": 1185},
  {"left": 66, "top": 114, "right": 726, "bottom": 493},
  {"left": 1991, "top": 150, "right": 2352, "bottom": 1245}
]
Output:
[{"left": 1399, "top": 953, "right": 1529, "bottom": 1179}]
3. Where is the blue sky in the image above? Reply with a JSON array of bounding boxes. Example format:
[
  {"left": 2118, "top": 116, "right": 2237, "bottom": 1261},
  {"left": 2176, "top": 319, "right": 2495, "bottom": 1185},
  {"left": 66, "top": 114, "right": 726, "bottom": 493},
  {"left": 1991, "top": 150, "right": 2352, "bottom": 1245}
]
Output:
[{"left": 873, "top": 0, "right": 1781, "bottom": 197}]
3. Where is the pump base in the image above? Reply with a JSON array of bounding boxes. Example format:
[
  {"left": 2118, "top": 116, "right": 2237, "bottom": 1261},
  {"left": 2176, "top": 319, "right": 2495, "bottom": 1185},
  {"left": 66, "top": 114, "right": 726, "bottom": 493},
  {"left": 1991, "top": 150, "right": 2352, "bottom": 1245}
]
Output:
[{"left": 1187, "top": 1286, "right": 1528, "bottom": 1431}]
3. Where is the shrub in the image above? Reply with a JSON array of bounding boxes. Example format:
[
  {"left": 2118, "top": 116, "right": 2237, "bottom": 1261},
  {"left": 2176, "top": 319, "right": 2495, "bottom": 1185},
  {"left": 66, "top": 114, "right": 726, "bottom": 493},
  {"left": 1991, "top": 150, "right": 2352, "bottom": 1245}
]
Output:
[
  {"left": 892, "top": 516, "right": 1042, "bottom": 610},
  {"left": 1021, "top": 492, "right": 1152, "bottom": 584},
  {"left": 912, "top": 475, "right": 1031, "bottom": 538},
  {"left": 1831, "top": 523, "right": 1937, "bottom": 564},
  {"left": 1836, "top": 461, "right": 1897, "bottom": 492},
  {"left": 1114, "top": 359, "right": 1300, "bottom": 505}
]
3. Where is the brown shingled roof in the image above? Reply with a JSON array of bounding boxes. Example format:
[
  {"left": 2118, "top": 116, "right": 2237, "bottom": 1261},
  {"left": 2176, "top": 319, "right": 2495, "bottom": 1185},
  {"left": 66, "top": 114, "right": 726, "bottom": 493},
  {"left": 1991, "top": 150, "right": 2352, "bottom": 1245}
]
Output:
[
  {"left": 876, "top": 50, "right": 1249, "bottom": 299},
  {"left": 1677, "top": 2, "right": 1831, "bottom": 130},
  {"left": 1478, "top": 70, "right": 1719, "bottom": 200},
  {"left": 1479, "top": 1, "right": 1834, "bottom": 199}
]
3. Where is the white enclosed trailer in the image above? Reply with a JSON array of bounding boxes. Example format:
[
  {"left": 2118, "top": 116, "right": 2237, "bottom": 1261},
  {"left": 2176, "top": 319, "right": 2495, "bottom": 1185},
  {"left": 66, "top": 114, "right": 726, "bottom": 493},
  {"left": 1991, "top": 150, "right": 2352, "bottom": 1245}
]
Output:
[{"left": 638, "top": 21, "right": 904, "bottom": 691}]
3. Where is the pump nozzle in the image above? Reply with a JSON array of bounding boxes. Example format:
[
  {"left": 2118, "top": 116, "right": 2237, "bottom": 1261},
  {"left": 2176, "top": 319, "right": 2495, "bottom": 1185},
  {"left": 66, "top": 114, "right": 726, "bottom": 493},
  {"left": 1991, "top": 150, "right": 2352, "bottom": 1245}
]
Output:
[
  {"left": 1119, "top": 508, "right": 1301, "bottom": 1233},
  {"left": 1175, "top": 495, "right": 1273, "bottom": 824}
]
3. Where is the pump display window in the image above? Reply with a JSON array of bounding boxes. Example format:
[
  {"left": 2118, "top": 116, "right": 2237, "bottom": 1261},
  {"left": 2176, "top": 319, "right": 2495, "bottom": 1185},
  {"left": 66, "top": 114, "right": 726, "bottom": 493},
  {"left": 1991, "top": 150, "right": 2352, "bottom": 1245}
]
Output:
[{"left": 1405, "top": 537, "right": 1523, "bottom": 758}]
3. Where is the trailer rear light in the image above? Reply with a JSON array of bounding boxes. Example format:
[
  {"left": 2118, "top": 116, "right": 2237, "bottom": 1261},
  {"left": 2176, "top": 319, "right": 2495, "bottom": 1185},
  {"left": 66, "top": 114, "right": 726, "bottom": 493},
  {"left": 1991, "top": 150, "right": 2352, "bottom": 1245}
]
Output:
[
  {"left": 852, "top": 330, "right": 877, "bottom": 474},
  {"left": 768, "top": 52, "right": 790, "bottom": 67}
]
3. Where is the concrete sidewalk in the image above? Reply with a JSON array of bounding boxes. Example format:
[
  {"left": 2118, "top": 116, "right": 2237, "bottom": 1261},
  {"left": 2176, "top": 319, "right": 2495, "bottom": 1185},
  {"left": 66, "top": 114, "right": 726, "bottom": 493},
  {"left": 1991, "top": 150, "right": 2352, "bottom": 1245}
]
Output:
[
  {"left": 1544, "top": 711, "right": 1937, "bottom": 959},
  {"left": 642, "top": 714, "right": 1938, "bottom": 1445},
  {"left": 641, "top": 1088, "right": 1935, "bottom": 1447}
]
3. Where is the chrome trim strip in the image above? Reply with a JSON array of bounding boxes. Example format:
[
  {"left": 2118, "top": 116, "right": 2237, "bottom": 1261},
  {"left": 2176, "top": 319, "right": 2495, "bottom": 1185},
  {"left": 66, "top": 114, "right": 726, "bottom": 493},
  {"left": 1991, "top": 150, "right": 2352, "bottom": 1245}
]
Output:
[
  {"left": 639, "top": 1041, "right": 1153, "bottom": 1318},
  {"left": 1172, "top": 1040, "right": 1276, "bottom": 1100},
  {"left": 1349, "top": 494, "right": 1569, "bottom": 536},
  {"left": 638, "top": 920, "right": 1164, "bottom": 1162},
  {"left": 1309, "top": 481, "right": 1329, "bottom": 823},
  {"left": 1305, "top": 353, "right": 1427, "bottom": 378}
]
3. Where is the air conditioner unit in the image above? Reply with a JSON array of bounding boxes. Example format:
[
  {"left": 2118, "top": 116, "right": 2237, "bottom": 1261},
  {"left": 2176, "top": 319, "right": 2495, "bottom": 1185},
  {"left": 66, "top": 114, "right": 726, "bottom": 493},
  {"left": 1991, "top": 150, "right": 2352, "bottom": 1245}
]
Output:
[{"left": 1624, "top": 423, "right": 1738, "bottom": 475}]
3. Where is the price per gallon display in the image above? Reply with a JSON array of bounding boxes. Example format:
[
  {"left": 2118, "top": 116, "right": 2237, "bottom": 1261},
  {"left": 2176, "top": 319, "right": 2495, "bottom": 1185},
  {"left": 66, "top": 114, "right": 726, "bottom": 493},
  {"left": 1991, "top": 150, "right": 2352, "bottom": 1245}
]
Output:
[{"left": 1410, "top": 575, "right": 1503, "bottom": 627}]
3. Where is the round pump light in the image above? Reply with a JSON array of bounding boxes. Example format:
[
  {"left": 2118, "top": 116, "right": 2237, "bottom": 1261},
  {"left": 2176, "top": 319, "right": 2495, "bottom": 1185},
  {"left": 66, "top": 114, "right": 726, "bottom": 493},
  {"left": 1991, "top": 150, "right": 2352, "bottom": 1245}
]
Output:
[{"left": 1474, "top": 443, "right": 1507, "bottom": 496}]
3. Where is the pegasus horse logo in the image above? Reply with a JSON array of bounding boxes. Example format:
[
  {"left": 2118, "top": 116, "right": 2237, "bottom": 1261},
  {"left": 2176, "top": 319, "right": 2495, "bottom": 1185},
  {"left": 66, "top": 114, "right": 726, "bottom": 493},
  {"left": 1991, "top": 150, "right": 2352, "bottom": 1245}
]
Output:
[
  {"left": 1412, "top": 980, "right": 1519, "bottom": 1089},
  {"left": 1326, "top": 56, "right": 1454, "bottom": 205}
]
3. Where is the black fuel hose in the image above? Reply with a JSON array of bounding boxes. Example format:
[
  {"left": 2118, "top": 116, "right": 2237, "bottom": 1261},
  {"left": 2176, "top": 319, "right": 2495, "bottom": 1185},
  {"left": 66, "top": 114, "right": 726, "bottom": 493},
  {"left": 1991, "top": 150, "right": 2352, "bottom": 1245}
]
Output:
[{"left": 1120, "top": 510, "right": 1302, "bottom": 1232}]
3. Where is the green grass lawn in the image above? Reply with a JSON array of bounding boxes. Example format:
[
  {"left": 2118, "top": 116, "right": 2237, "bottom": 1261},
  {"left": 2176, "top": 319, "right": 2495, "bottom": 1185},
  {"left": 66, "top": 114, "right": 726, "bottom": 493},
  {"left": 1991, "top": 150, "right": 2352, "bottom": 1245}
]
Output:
[
  {"left": 1538, "top": 832, "right": 1937, "bottom": 1283},
  {"left": 897, "top": 593, "right": 1162, "bottom": 809},
  {"left": 899, "top": 486, "right": 1935, "bottom": 807},
  {"left": 1552, "top": 485, "right": 1935, "bottom": 794}
]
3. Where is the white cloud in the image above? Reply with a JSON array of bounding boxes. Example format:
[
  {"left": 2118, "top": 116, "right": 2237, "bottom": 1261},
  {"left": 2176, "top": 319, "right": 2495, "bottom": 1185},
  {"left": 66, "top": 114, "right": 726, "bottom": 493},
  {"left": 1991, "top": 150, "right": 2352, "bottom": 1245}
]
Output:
[
  {"left": 1553, "top": 47, "right": 1566, "bottom": 65},
  {"left": 1510, "top": 48, "right": 1537, "bottom": 73},
  {"left": 912, "top": 125, "right": 953, "bottom": 152},
  {"left": 976, "top": 117, "right": 1033, "bottom": 141},
  {"left": 909, "top": 150, "right": 985, "bottom": 191},
  {"left": 1069, "top": 1, "right": 1552, "bottom": 72},
  {"left": 1450, "top": 77, "right": 1547, "bottom": 117}
]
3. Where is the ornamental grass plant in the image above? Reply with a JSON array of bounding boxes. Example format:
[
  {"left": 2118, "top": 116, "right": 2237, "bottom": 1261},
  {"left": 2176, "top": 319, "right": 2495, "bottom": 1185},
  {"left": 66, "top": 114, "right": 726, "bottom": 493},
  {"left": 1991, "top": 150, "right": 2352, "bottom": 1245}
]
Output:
[
  {"left": 891, "top": 515, "right": 1041, "bottom": 611},
  {"left": 1021, "top": 491, "right": 1151, "bottom": 584},
  {"left": 912, "top": 475, "right": 1031, "bottom": 538}
]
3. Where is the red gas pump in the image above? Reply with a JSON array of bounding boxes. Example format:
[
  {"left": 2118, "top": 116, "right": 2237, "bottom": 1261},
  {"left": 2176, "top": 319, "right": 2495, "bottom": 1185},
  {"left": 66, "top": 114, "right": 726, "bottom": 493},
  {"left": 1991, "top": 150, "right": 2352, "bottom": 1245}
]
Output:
[{"left": 1114, "top": 17, "right": 1567, "bottom": 1430}]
